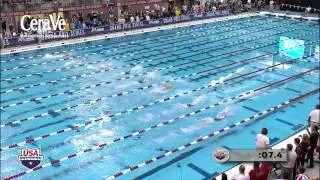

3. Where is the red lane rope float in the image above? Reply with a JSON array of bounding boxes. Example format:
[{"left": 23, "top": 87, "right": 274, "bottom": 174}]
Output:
[
  {"left": 104, "top": 88, "right": 320, "bottom": 179},
  {"left": 1, "top": 67, "right": 317, "bottom": 151}
]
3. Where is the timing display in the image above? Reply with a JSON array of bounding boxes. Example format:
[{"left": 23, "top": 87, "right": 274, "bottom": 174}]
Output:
[{"left": 213, "top": 148, "right": 287, "bottom": 163}]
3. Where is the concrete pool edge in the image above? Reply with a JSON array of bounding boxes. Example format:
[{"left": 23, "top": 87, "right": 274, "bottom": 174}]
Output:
[
  {"left": 0, "top": 12, "right": 257, "bottom": 55},
  {"left": 213, "top": 126, "right": 318, "bottom": 179},
  {"left": 259, "top": 11, "right": 320, "bottom": 21}
]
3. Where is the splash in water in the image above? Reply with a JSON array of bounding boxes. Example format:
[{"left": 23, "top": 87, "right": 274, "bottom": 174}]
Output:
[
  {"left": 99, "top": 114, "right": 112, "bottom": 127},
  {"left": 215, "top": 105, "right": 238, "bottom": 120},
  {"left": 235, "top": 67, "right": 245, "bottom": 74},
  {"left": 209, "top": 73, "right": 233, "bottom": 86},
  {"left": 142, "top": 72, "right": 157, "bottom": 83},
  {"left": 100, "top": 63, "right": 111, "bottom": 70},
  {"left": 151, "top": 84, "right": 174, "bottom": 94},
  {"left": 153, "top": 132, "right": 179, "bottom": 144},
  {"left": 138, "top": 113, "right": 154, "bottom": 122},
  {"left": 67, "top": 127, "right": 115, "bottom": 150},
  {"left": 43, "top": 53, "right": 70, "bottom": 59},
  {"left": 180, "top": 117, "right": 215, "bottom": 134},
  {"left": 130, "top": 65, "right": 143, "bottom": 74},
  {"left": 187, "top": 95, "right": 206, "bottom": 107}
]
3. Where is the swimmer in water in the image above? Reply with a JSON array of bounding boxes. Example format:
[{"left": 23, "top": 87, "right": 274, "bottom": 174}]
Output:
[
  {"left": 101, "top": 64, "right": 111, "bottom": 70},
  {"left": 187, "top": 95, "right": 206, "bottom": 107},
  {"left": 99, "top": 114, "right": 112, "bottom": 127},
  {"left": 215, "top": 107, "right": 232, "bottom": 120},
  {"left": 80, "top": 57, "right": 89, "bottom": 62},
  {"left": 216, "top": 112, "right": 227, "bottom": 120},
  {"left": 162, "top": 84, "right": 173, "bottom": 91},
  {"left": 152, "top": 84, "right": 174, "bottom": 94},
  {"left": 139, "top": 72, "right": 156, "bottom": 84}
]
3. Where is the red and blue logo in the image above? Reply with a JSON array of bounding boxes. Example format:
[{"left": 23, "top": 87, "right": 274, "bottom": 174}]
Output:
[
  {"left": 213, "top": 148, "right": 230, "bottom": 163},
  {"left": 18, "top": 148, "right": 44, "bottom": 169}
]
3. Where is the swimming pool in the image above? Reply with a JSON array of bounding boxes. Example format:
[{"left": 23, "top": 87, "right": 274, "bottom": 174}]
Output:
[{"left": 1, "top": 14, "right": 319, "bottom": 180}]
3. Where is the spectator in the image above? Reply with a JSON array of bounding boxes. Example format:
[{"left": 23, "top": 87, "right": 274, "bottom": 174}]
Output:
[
  {"left": 249, "top": 162, "right": 262, "bottom": 180},
  {"left": 300, "top": 134, "right": 310, "bottom": 166},
  {"left": 260, "top": 162, "right": 272, "bottom": 180},
  {"left": 221, "top": 172, "right": 228, "bottom": 180},
  {"left": 108, "top": 7, "right": 114, "bottom": 18},
  {"left": 130, "top": 16, "right": 135, "bottom": 23},
  {"left": 145, "top": 13, "right": 150, "bottom": 21},
  {"left": 296, "top": 166, "right": 310, "bottom": 180},
  {"left": 256, "top": 128, "right": 270, "bottom": 149},
  {"left": 281, "top": 144, "right": 297, "bottom": 180},
  {"left": 135, "top": 15, "right": 140, "bottom": 22},
  {"left": 1, "top": 21, "right": 7, "bottom": 35},
  {"left": 182, "top": 4, "right": 188, "bottom": 14},
  {"left": 0, "top": 33, "right": 4, "bottom": 49},
  {"left": 4, "top": 28, "right": 11, "bottom": 38},
  {"left": 280, "top": 172, "right": 290, "bottom": 180},
  {"left": 175, "top": 7, "right": 181, "bottom": 16},
  {"left": 308, "top": 104, "right": 320, "bottom": 130},
  {"left": 205, "top": 0, "right": 210, "bottom": 12},
  {"left": 232, "top": 165, "right": 249, "bottom": 180},
  {"left": 78, "top": 13, "right": 83, "bottom": 23},
  {"left": 270, "top": 163, "right": 282, "bottom": 179},
  {"left": 306, "top": 126, "right": 319, "bottom": 168},
  {"left": 294, "top": 138, "right": 302, "bottom": 175}
]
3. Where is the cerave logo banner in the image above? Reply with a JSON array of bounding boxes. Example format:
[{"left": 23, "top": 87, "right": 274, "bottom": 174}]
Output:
[{"left": 20, "top": 14, "right": 66, "bottom": 31}]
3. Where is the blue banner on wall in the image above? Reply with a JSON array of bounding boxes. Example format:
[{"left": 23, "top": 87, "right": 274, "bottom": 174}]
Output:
[{"left": 4, "top": 9, "right": 231, "bottom": 47}]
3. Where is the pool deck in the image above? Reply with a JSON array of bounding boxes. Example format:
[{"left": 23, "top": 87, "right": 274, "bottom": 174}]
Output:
[{"left": 214, "top": 128, "right": 320, "bottom": 179}]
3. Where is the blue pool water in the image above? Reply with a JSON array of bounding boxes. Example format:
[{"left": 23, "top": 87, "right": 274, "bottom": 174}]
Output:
[{"left": 1, "top": 15, "right": 319, "bottom": 180}]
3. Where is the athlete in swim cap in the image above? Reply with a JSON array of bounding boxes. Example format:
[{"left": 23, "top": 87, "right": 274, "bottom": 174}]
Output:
[
  {"left": 152, "top": 84, "right": 174, "bottom": 94},
  {"left": 215, "top": 107, "right": 232, "bottom": 120}
]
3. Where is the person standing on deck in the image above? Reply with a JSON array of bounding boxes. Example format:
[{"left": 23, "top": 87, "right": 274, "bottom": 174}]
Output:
[
  {"left": 308, "top": 104, "right": 320, "bottom": 130},
  {"left": 232, "top": 165, "right": 250, "bottom": 180},
  {"left": 281, "top": 144, "right": 297, "bottom": 180},
  {"left": 256, "top": 128, "right": 270, "bottom": 149},
  {"left": 308, "top": 104, "right": 320, "bottom": 159},
  {"left": 306, "top": 126, "right": 319, "bottom": 168}
]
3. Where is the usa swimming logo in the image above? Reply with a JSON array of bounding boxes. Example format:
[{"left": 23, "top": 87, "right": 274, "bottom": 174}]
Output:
[{"left": 18, "top": 148, "right": 44, "bottom": 169}]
